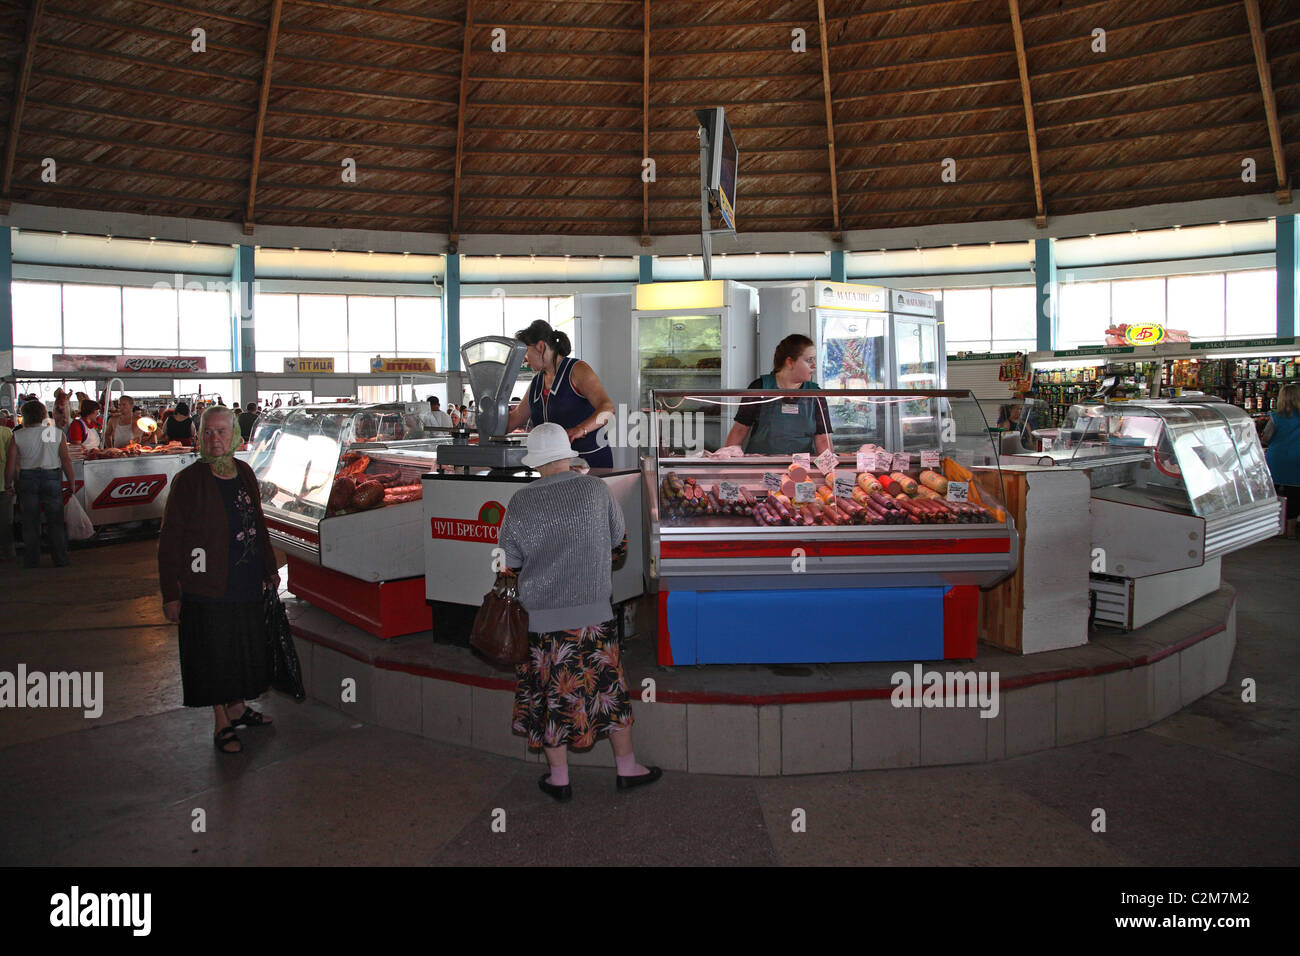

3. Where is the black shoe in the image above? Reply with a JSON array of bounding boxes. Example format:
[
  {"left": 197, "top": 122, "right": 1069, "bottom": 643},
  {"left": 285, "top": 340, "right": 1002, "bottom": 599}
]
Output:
[
  {"left": 616, "top": 766, "right": 662, "bottom": 791},
  {"left": 538, "top": 772, "right": 572, "bottom": 802}
]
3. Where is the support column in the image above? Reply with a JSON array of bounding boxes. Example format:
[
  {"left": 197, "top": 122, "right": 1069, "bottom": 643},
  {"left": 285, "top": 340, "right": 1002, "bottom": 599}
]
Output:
[
  {"left": 639, "top": 254, "right": 653, "bottom": 284},
  {"left": 444, "top": 253, "right": 460, "bottom": 372},
  {"left": 1034, "top": 236, "right": 1057, "bottom": 351},
  {"left": 1279, "top": 214, "right": 1297, "bottom": 339},
  {"left": 232, "top": 243, "right": 256, "bottom": 407},
  {"left": 830, "top": 249, "right": 846, "bottom": 282},
  {"left": 1, "top": 227, "right": 12, "bottom": 384}
]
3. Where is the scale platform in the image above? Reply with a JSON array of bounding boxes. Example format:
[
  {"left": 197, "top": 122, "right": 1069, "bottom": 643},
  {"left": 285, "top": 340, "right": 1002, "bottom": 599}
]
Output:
[{"left": 436, "top": 438, "right": 527, "bottom": 469}]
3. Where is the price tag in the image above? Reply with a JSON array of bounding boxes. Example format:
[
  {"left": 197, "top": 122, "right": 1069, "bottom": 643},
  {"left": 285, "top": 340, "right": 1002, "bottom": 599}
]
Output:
[
  {"left": 814, "top": 449, "right": 839, "bottom": 475},
  {"left": 834, "top": 474, "right": 857, "bottom": 499},
  {"left": 794, "top": 481, "right": 816, "bottom": 504},
  {"left": 892, "top": 452, "right": 912, "bottom": 472},
  {"left": 719, "top": 481, "right": 740, "bottom": 502},
  {"left": 920, "top": 450, "right": 941, "bottom": 470},
  {"left": 856, "top": 451, "right": 872, "bottom": 471},
  {"left": 946, "top": 481, "right": 970, "bottom": 503},
  {"left": 869, "top": 451, "right": 891, "bottom": 473},
  {"left": 763, "top": 472, "right": 781, "bottom": 491},
  {"left": 1040, "top": 437, "right": 1054, "bottom": 452},
  {"left": 792, "top": 453, "right": 811, "bottom": 469}
]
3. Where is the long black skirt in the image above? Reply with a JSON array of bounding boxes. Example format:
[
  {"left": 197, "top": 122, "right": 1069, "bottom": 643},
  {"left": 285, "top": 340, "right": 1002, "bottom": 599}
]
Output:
[{"left": 178, "top": 597, "right": 271, "bottom": 707}]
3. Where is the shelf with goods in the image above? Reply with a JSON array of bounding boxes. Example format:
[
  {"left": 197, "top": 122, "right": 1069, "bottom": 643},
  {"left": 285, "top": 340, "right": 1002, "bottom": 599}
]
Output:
[
  {"left": 1162, "top": 356, "right": 1300, "bottom": 416},
  {"left": 1030, "top": 361, "right": 1161, "bottom": 428}
]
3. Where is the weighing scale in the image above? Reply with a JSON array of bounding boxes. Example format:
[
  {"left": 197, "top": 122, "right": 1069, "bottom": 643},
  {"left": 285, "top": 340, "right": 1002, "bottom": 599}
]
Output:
[{"left": 435, "top": 336, "right": 529, "bottom": 471}]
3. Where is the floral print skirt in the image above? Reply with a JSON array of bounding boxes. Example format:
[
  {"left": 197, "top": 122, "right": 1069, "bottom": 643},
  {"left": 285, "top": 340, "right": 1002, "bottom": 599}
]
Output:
[{"left": 512, "top": 619, "right": 634, "bottom": 750}]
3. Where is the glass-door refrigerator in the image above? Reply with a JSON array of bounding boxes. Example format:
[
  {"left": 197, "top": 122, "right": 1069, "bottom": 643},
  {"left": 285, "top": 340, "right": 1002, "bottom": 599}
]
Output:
[
  {"left": 631, "top": 280, "right": 758, "bottom": 453},
  {"left": 888, "top": 289, "right": 945, "bottom": 452}
]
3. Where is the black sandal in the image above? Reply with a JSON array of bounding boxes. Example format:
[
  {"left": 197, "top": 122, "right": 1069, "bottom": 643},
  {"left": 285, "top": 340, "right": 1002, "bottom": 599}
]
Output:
[
  {"left": 229, "top": 706, "right": 272, "bottom": 729},
  {"left": 214, "top": 726, "right": 242, "bottom": 754}
]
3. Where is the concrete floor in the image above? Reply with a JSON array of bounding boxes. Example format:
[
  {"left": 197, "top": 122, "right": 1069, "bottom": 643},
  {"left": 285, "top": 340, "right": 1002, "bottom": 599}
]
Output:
[{"left": 1, "top": 537, "right": 1296, "bottom": 866}]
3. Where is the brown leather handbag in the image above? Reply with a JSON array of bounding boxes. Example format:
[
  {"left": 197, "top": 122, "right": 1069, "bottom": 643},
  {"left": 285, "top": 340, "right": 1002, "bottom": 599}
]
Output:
[{"left": 470, "top": 572, "right": 530, "bottom": 666}]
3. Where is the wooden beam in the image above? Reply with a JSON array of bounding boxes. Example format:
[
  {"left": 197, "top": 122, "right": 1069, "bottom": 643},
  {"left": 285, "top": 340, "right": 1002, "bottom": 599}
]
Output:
[
  {"left": 2, "top": 0, "right": 45, "bottom": 200},
  {"left": 245, "top": 0, "right": 283, "bottom": 233},
  {"left": 41, "top": 7, "right": 262, "bottom": 57},
  {"left": 278, "top": 24, "right": 459, "bottom": 55},
  {"left": 290, "top": 0, "right": 461, "bottom": 28},
  {"left": 451, "top": 0, "right": 476, "bottom": 237},
  {"left": 1008, "top": 0, "right": 1046, "bottom": 227},
  {"left": 1243, "top": 0, "right": 1291, "bottom": 203},
  {"left": 38, "top": 39, "right": 261, "bottom": 85},
  {"left": 815, "top": 0, "right": 841, "bottom": 237},
  {"left": 642, "top": 0, "right": 650, "bottom": 241}
]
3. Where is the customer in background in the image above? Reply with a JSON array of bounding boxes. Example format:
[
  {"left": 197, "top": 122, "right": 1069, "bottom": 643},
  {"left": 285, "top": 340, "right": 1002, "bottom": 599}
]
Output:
[
  {"left": 237, "top": 402, "right": 259, "bottom": 442},
  {"left": 1263, "top": 382, "right": 1300, "bottom": 539},
  {"left": 0, "top": 420, "right": 14, "bottom": 561},
  {"left": 158, "top": 406, "right": 280, "bottom": 755},
  {"left": 5, "top": 400, "right": 76, "bottom": 568},
  {"left": 67, "top": 400, "right": 101, "bottom": 450},
  {"left": 422, "top": 396, "right": 452, "bottom": 429},
  {"left": 499, "top": 423, "right": 659, "bottom": 802},
  {"left": 165, "top": 402, "right": 195, "bottom": 444}
]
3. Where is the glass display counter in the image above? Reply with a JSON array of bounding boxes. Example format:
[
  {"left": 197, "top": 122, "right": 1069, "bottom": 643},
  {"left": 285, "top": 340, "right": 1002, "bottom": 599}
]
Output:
[{"left": 643, "top": 388, "right": 1018, "bottom": 665}]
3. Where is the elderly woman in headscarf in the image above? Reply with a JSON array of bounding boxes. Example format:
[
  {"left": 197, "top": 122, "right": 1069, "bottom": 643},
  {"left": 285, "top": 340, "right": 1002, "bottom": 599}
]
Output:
[{"left": 157, "top": 406, "right": 280, "bottom": 754}]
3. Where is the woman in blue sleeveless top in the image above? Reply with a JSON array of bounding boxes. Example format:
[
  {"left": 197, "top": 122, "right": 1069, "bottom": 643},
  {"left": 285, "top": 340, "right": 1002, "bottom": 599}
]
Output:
[
  {"left": 1263, "top": 383, "right": 1300, "bottom": 538},
  {"left": 723, "top": 334, "right": 833, "bottom": 455},
  {"left": 505, "top": 320, "right": 616, "bottom": 469}
]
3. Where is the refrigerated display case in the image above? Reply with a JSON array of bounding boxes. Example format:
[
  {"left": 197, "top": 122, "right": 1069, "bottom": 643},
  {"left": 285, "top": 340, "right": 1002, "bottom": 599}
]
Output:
[
  {"left": 643, "top": 388, "right": 1018, "bottom": 665},
  {"left": 1051, "top": 400, "right": 1280, "bottom": 628},
  {"left": 249, "top": 402, "right": 452, "bottom": 637},
  {"left": 631, "top": 280, "right": 757, "bottom": 452}
]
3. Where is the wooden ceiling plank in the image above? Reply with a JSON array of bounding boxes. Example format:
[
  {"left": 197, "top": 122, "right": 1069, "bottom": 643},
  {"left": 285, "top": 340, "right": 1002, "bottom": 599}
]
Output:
[
  {"left": 473, "top": 100, "right": 640, "bottom": 112},
  {"left": 475, "top": 74, "right": 640, "bottom": 87},
  {"left": 289, "top": 0, "right": 461, "bottom": 28},
  {"left": 1243, "top": 0, "right": 1291, "bottom": 202},
  {"left": 127, "top": 0, "right": 264, "bottom": 28},
  {"left": 836, "top": 101, "right": 1022, "bottom": 130},
  {"left": 33, "top": 66, "right": 258, "bottom": 111},
  {"left": 1032, "top": 33, "right": 1247, "bottom": 81},
  {"left": 273, "top": 52, "right": 458, "bottom": 81},
  {"left": 815, "top": 0, "right": 840, "bottom": 237},
  {"left": 267, "top": 105, "right": 454, "bottom": 128},
  {"left": 1037, "top": 89, "right": 1264, "bottom": 133},
  {"left": 23, "top": 126, "right": 250, "bottom": 161},
  {"left": 836, "top": 77, "right": 1017, "bottom": 106},
  {"left": 642, "top": 0, "right": 650, "bottom": 240},
  {"left": 39, "top": 38, "right": 262, "bottom": 85},
  {"left": 273, "top": 81, "right": 459, "bottom": 108},
  {"left": 15, "top": 150, "right": 247, "bottom": 184},
  {"left": 1008, "top": 0, "right": 1046, "bottom": 227},
  {"left": 452, "top": 0, "right": 475, "bottom": 237},
  {"left": 2, "top": 0, "right": 46, "bottom": 202},
  {"left": 26, "top": 97, "right": 249, "bottom": 135},
  {"left": 245, "top": 0, "right": 282, "bottom": 232},
  {"left": 42, "top": 6, "right": 262, "bottom": 57},
  {"left": 1036, "top": 61, "right": 1257, "bottom": 107},
  {"left": 278, "top": 23, "right": 460, "bottom": 55}
]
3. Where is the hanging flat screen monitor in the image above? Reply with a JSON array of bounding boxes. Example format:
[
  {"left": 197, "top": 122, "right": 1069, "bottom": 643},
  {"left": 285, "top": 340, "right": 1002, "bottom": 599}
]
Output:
[{"left": 696, "top": 107, "right": 738, "bottom": 233}]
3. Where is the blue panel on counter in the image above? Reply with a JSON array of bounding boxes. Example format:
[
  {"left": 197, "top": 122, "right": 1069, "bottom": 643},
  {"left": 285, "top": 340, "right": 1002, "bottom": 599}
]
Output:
[{"left": 680, "top": 588, "right": 945, "bottom": 664}]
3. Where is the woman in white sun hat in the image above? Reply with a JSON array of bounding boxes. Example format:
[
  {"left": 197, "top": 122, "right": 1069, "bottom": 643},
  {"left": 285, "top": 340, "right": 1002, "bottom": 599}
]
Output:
[{"left": 497, "top": 423, "right": 660, "bottom": 802}]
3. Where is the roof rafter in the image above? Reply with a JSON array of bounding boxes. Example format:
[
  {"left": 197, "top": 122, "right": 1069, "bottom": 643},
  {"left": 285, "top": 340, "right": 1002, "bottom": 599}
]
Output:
[
  {"left": 1242, "top": 0, "right": 1291, "bottom": 203},
  {"left": 451, "top": 0, "right": 476, "bottom": 238},
  {"left": 245, "top": 0, "right": 283, "bottom": 233},
  {"left": 2, "top": 0, "right": 46, "bottom": 211},
  {"left": 1007, "top": 0, "right": 1046, "bottom": 227},
  {"left": 815, "top": 0, "right": 841, "bottom": 238},
  {"left": 641, "top": 0, "right": 650, "bottom": 241}
]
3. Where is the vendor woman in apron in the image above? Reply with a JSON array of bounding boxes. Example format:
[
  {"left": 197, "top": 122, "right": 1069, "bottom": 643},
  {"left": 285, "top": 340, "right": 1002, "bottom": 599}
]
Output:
[
  {"left": 505, "top": 320, "right": 615, "bottom": 469},
  {"left": 105, "top": 394, "right": 144, "bottom": 449},
  {"left": 722, "top": 334, "right": 832, "bottom": 456}
]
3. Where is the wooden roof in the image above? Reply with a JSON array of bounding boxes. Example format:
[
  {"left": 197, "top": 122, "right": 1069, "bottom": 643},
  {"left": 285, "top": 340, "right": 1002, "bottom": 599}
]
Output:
[{"left": 0, "top": 0, "right": 1295, "bottom": 242}]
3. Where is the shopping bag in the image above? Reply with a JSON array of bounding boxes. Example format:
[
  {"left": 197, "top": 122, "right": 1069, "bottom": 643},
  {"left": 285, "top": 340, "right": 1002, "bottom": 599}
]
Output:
[
  {"left": 64, "top": 495, "right": 95, "bottom": 541},
  {"left": 470, "top": 572, "right": 530, "bottom": 666},
  {"left": 264, "top": 588, "right": 306, "bottom": 701}
]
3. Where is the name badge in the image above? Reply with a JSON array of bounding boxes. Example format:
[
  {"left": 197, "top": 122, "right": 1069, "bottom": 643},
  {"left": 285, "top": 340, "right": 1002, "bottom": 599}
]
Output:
[{"left": 780, "top": 403, "right": 800, "bottom": 415}]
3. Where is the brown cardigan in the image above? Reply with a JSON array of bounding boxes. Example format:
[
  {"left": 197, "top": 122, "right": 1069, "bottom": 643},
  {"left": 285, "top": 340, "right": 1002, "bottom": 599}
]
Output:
[{"left": 157, "top": 459, "right": 278, "bottom": 604}]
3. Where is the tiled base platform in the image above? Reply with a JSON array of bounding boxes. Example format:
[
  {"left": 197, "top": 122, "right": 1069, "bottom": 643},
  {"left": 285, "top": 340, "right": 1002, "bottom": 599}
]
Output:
[{"left": 285, "top": 585, "right": 1237, "bottom": 777}]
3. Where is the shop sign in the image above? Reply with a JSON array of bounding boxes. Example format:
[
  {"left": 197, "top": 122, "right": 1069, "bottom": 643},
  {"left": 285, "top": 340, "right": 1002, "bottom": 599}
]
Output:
[
  {"left": 92, "top": 474, "right": 168, "bottom": 509},
  {"left": 891, "top": 290, "right": 936, "bottom": 317},
  {"left": 370, "top": 357, "right": 437, "bottom": 373},
  {"left": 429, "top": 501, "right": 506, "bottom": 542},
  {"left": 284, "top": 357, "right": 335, "bottom": 373},
  {"left": 1190, "top": 336, "right": 1296, "bottom": 351},
  {"left": 117, "top": 356, "right": 206, "bottom": 373},
  {"left": 1123, "top": 323, "right": 1166, "bottom": 346},
  {"left": 815, "top": 282, "right": 886, "bottom": 312},
  {"left": 52, "top": 354, "right": 117, "bottom": 373},
  {"left": 1052, "top": 346, "right": 1135, "bottom": 357},
  {"left": 949, "top": 351, "right": 1019, "bottom": 362}
]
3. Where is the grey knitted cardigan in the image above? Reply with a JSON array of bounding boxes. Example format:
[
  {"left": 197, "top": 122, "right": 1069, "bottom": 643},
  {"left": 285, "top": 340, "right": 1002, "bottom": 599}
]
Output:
[{"left": 498, "top": 471, "right": 626, "bottom": 632}]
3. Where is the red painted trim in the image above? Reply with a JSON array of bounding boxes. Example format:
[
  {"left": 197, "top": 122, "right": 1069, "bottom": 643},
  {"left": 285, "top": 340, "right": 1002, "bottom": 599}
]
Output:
[
  {"left": 286, "top": 557, "right": 431, "bottom": 638},
  {"left": 267, "top": 516, "right": 320, "bottom": 545},
  {"left": 656, "top": 590, "right": 673, "bottom": 666},
  {"left": 943, "top": 585, "right": 978, "bottom": 659},
  {"left": 290, "top": 624, "right": 518, "bottom": 690},
  {"left": 659, "top": 536, "right": 1011, "bottom": 560}
]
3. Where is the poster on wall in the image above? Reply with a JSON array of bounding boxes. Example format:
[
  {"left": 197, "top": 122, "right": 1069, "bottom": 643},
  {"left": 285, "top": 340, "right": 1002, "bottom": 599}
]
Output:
[{"left": 53, "top": 354, "right": 118, "bottom": 373}]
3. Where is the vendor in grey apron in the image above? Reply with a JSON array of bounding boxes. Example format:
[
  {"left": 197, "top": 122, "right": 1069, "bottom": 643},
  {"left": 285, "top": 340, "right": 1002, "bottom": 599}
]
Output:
[{"left": 722, "top": 334, "right": 831, "bottom": 456}]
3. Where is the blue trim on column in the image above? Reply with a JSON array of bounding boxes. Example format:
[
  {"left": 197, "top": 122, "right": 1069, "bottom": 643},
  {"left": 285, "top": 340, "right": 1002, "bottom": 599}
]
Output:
[
  {"left": 1035, "top": 237, "right": 1057, "bottom": 351},
  {"left": 232, "top": 244, "right": 255, "bottom": 372},
  {"left": 639, "top": 254, "right": 653, "bottom": 284},
  {"left": 445, "top": 254, "right": 460, "bottom": 372},
  {"left": 830, "top": 249, "right": 847, "bottom": 282},
  {"left": 1278, "top": 215, "right": 1297, "bottom": 340},
  {"left": 0, "top": 227, "right": 11, "bottom": 353}
]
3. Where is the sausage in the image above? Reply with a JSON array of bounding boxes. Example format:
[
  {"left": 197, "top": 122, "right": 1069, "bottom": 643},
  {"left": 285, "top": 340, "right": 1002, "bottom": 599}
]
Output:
[
  {"left": 350, "top": 480, "right": 384, "bottom": 509},
  {"left": 889, "top": 472, "right": 919, "bottom": 496},
  {"left": 383, "top": 492, "right": 421, "bottom": 504},
  {"left": 328, "top": 476, "right": 356, "bottom": 511},
  {"left": 857, "top": 473, "right": 883, "bottom": 495},
  {"left": 919, "top": 470, "right": 949, "bottom": 495},
  {"left": 884, "top": 479, "right": 905, "bottom": 497},
  {"left": 383, "top": 484, "right": 423, "bottom": 495}
]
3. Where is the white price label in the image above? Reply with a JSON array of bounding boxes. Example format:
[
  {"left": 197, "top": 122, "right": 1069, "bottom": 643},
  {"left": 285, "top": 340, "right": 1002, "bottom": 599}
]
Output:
[
  {"left": 872, "top": 451, "right": 893, "bottom": 473},
  {"left": 946, "top": 481, "right": 970, "bottom": 503},
  {"left": 719, "top": 481, "right": 740, "bottom": 502},
  {"left": 1041, "top": 437, "right": 1054, "bottom": 452},
  {"left": 892, "top": 452, "right": 912, "bottom": 472},
  {"left": 920, "top": 450, "right": 941, "bottom": 470},
  {"left": 814, "top": 449, "right": 839, "bottom": 475},
  {"left": 856, "top": 451, "right": 872, "bottom": 471},
  {"left": 834, "top": 475, "right": 856, "bottom": 499},
  {"left": 763, "top": 472, "right": 781, "bottom": 491},
  {"left": 794, "top": 481, "right": 816, "bottom": 504},
  {"left": 792, "top": 453, "right": 811, "bottom": 469}
]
